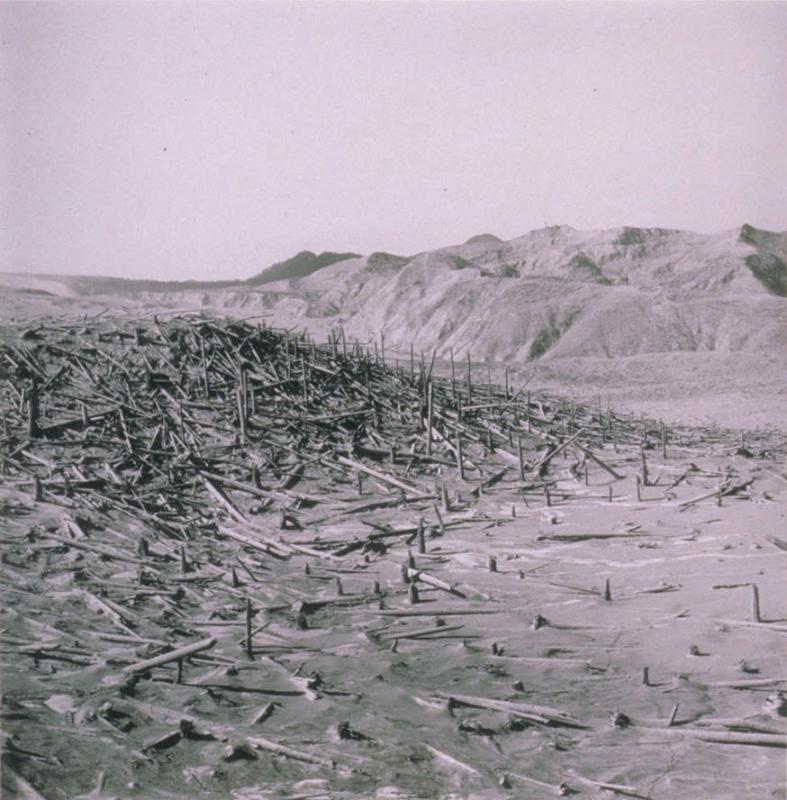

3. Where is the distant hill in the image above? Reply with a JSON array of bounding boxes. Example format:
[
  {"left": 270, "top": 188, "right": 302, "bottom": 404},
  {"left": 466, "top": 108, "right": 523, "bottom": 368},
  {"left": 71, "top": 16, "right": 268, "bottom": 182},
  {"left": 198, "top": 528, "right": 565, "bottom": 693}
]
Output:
[
  {"left": 464, "top": 233, "right": 503, "bottom": 246},
  {"left": 0, "top": 249, "right": 362, "bottom": 298},
  {"left": 247, "top": 250, "right": 360, "bottom": 286}
]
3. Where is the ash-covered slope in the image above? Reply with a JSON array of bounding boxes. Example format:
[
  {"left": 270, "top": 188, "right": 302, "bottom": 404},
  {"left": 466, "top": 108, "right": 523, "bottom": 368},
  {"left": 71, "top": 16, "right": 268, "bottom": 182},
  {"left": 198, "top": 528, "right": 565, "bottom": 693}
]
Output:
[{"left": 250, "top": 223, "right": 787, "bottom": 363}]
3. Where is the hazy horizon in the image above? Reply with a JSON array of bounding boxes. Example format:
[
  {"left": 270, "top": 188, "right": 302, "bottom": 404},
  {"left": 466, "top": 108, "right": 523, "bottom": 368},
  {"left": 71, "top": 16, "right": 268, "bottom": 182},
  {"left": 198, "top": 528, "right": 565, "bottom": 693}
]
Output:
[{"left": 2, "top": 1, "right": 785, "bottom": 281}]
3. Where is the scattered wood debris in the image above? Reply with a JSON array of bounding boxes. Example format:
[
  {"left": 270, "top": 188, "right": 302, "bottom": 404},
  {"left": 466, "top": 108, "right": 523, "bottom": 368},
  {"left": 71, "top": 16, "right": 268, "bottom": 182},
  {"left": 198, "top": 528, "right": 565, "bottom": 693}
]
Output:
[{"left": 1, "top": 314, "right": 784, "bottom": 798}]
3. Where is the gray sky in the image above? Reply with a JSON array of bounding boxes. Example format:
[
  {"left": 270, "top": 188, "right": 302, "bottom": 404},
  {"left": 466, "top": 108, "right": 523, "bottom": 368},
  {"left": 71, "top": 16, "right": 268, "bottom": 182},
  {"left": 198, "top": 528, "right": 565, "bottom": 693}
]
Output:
[{"left": 2, "top": 1, "right": 785, "bottom": 280}]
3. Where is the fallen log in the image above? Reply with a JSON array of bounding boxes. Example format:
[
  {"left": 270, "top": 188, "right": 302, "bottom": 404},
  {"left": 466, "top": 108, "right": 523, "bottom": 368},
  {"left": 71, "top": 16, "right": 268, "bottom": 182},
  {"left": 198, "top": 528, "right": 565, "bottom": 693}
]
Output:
[
  {"left": 404, "top": 567, "right": 466, "bottom": 598},
  {"left": 650, "top": 726, "right": 787, "bottom": 748},
  {"left": 334, "top": 454, "right": 421, "bottom": 494},
  {"left": 437, "top": 691, "right": 585, "bottom": 728},
  {"left": 246, "top": 735, "right": 334, "bottom": 766},
  {"left": 218, "top": 525, "right": 293, "bottom": 560},
  {"left": 377, "top": 623, "right": 464, "bottom": 641},
  {"left": 122, "top": 636, "right": 218, "bottom": 674},
  {"left": 574, "top": 441, "right": 625, "bottom": 480}
]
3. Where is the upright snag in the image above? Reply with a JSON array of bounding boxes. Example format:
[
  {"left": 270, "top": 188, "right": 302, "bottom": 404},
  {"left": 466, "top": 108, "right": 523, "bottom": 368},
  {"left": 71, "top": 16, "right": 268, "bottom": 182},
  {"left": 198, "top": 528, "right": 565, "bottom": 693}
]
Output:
[
  {"left": 466, "top": 352, "right": 472, "bottom": 402},
  {"left": 603, "top": 577, "right": 611, "bottom": 601},
  {"left": 417, "top": 519, "right": 426, "bottom": 554},
  {"left": 426, "top": 381, "right": 434, "bottom": 455},
  {"left": 751, "top": 584, "right": 761, "bottom": 623},
  {"left": 640, "top": 445, "right": 649, "bottom": 487},
  {"left": 456, "top": 432, "right": 465, "bottom": 480},
  {"left": 28, "top": 376, "right": 40, "bottom": 438},
  {"left": 301, "top": 358, "right": 309, "bottom": 404},
  {"left": 236, "top": 384, "right": 247, "bottom": 441},
  {"left": 517, "top": 438, "right": 525, "bottom": 481},
  {"left": 245, "top": 597, "right": 254, "bottom": 658}
]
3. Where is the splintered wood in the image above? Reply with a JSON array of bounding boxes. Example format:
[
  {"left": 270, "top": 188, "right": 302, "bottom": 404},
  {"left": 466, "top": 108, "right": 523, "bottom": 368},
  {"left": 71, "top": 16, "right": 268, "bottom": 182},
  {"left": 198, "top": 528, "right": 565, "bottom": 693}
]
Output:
[{"left": 0, "top": 315, "right": 785, "bottom": 800}]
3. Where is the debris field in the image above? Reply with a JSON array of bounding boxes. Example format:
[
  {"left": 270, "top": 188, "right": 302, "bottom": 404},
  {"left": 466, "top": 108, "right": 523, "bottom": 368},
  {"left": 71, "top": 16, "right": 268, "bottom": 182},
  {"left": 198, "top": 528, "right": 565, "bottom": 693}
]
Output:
[{"left": 0, "top": 315, "right": 785, "bottom": 800}]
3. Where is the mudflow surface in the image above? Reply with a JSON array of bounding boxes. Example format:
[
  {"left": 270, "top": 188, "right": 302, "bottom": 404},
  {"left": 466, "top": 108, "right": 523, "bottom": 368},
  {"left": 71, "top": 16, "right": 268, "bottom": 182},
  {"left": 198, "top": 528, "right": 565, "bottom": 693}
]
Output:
[{"left": 0, "top": 315, "right": 785, "bottom": 800}]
